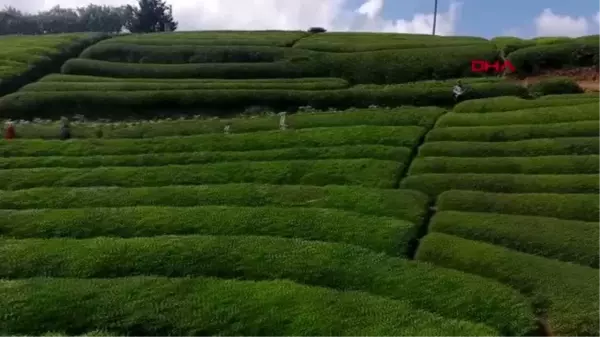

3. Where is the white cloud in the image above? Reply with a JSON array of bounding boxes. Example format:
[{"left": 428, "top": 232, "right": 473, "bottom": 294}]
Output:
[
  {"left": 1, "top": 0, "right": 462, "bottom": 35},
  {"left": 534, "top": 8, "right": 589, "bottom": 37},
  {"left": 595, "top": 11, "right": 600, "bottom": 25}
]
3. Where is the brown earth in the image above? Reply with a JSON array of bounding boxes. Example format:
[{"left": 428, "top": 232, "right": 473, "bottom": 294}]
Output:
[{"left": 507, "top": 66, "right": 599, "bottom": 92}]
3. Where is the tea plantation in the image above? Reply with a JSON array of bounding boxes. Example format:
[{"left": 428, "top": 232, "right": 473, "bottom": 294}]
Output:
[{"left": 0, "top": 30, "right": 598, "bottom": 336}]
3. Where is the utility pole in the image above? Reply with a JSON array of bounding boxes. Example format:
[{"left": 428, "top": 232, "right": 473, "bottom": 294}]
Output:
[{"left": 432, "top": 0, "right": 438, "bottom": 35}]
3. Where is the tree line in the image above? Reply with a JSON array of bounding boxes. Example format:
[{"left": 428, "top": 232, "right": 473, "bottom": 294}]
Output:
[{"left": 0, "top": 0, "right": 177, "bottom": 35}]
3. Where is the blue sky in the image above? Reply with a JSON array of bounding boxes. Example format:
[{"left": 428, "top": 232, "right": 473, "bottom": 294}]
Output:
[
  {"left": 377, "top": 0, "right": 600, "bottom": 38},
  {"left": 3, "top": 0, "right": 599, "bottom": 37}
]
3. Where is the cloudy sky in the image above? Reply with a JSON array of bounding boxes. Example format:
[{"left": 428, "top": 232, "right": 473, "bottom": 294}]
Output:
[{"left": 2, "top": 0, "right": 599, "bottom": 38}]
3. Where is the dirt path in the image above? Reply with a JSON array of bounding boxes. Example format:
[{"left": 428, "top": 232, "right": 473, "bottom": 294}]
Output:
[{"left": 508, "top": 66, "right": 599, "bottom": 92}]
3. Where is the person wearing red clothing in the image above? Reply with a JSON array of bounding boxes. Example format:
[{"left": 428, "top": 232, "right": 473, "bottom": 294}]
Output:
[{"left": 4, "top": 122, "right": 15, "bottom": 140}]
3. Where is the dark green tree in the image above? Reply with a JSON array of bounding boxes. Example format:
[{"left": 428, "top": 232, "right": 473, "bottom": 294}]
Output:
[{"left": 124, "top": 0, "right": 177, "bottom": 33}]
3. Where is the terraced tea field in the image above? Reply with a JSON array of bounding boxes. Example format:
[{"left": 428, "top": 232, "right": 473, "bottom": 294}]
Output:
[{"left": 0, "top": 30, "right": 598, "bottom": 336}]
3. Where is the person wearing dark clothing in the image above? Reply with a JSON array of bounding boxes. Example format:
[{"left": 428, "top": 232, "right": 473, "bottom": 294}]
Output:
[{"left": 60, "top": 124, "right": 71, "bottom": 140}]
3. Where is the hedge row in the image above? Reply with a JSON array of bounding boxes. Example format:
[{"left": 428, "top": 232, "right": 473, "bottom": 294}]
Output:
[
  {"left": 416, "top": 233, "right": 599, "bottom": 336},
  {"left": 527, "top": 77, "right": 584, "bottom": 96},
  {"left": 0, "top": 83, "right": 526, "bottom": 119},
  {"left": 0, "top": 159, "right": 402, "bottom": 190},
  {"left": 62, "top": 44, "right": 501, "bottom": 84},
  {"left": 409, "top": 155, "right": 599, "bottom": 175},
  {"left": 100, "top": 30, "right": 310, "bottom": 46},
  {"left": 400, "top": 173, "right": 598, "bottom": 196},
  {"left": 453, "top": 95, "right": 598, "bottom": 113},
  {"left": 292, "top": 32, "right": 489, "bottom": 52},
  {"left": 507, "top": 41, "right": 599, "bottom": 76},
  {"left": 20, "top": 77, "right": 351, "bottom": 91},
  {"left": 439, "top": 102, "right": 599, "bottom": 127},
  {"left": 79, "top": 43, "right": 316, "bottom": 63},
  {"left": 0, "top": 184, "right": 428, "bottom": 223},
  {"left": 418, "top": 137, "right": 599, "bottom": 157},
  {"left": 0, "top": 276, "right": 500, "bottom": 336},
  {"left": 425, "top": 121, "right": 599, "bottom": 142},
  {"left": 0, "top": 235, "right": 536, "bottom": 335},
  {"left": 437, "top": 190, "right": 599, "bottom": 222},
  {"left": 6, "top": 106, "right": 444, "bottom": 139},
  {"left": 0, "top": 126, "right": 424, "bottom": 156},
  {"left": 429, "top": 211, "right": 598, "bottom": 267},
  {"left": 0, "top": 33, "right": 110, "bottom": 97},
  {"left": 0, "top": 145, "right": 411, "bottom": 169},
  {"left": 0, "top": 206, "right": 415, "bottom": 255}
]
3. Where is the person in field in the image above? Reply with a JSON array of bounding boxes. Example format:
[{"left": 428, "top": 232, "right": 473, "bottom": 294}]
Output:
[
  {"left": 4, "top": 121, "right": 15, "bottom": 140},
  {"left": 453, "top": 80, "right": 465, "bottom": 102},
  {"left": 60, "top": 118, "right": 71, "bottom": 140}
]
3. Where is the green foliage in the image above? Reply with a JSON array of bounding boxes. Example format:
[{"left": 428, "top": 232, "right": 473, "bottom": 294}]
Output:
[
  {"left": 400, "top": 173, "right": 598, "bottom": 196},
  {"left": 102, "top": 30, "right": 310, "bottom": 47},
  {"left": 79, "top": 44, "right": 315, "bottom": 63},
  {"left": 20, "top": 77, "right": 351, "bottom": 91},
  {"left": 6, "top": 106, "right": 444, "bottom": 139},
  {"left": 439, "top": 102, "right": 598, "bottom": 126},
  {"left": 429, "top": 211, "right": 598, "bottom": 267},
  {"left": 0, "top": 184, "right": 428, "bottom": 223},
  {"left": 124, "top": 0, "right": 177, "bottom": 33},
  {"left": 453, "top": 95, "right": 598, "bottom": 113},
  {"left": 418, "top": 137, "right": 599, "bottom": 157},
  {"left": 0, "top": 33, "right": 109, "bottom": 96},
  {"left": 0, "top": 145, "right": 411, "bottom": 169},
  {"left": 0, "top": 276, "right": 499, "bottom": 336},
  {"left": 0, "top": 126, "right": 425, "bottom": 156},
  {"left": 426, "top": 121, "right": 598, "bottom": 142},
  {"left": 409, "top": 155, "right": 599, "bottom": 175},
  {"left": 437, "top": 190, "right": 599, "bottom": 222},
  {"left": 0, "top": 207, "right": 416, "bottom": 255},
  {"left": 0, "top": 235, "right": 536, "bottom": 335},
  {"left": 527, "top": 77, "right": 584, "bottom": 96},
  {"left": 416, "top": 233, "right": 599, "bottom": 336},
  {"left": 293, "top": 32, "right": 489, "bottom": 52},
  {"left": 0, "top": 159, "right": 403, "bottom": 190},
  {"left": 507, "top": 41, "right": 599, "bottom": 76},
  {"left": 0, "top": 81, "right": 525, "bottom": 119}
]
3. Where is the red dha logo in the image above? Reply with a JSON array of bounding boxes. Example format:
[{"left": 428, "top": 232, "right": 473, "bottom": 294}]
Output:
[{"left": 471, "top": 60, "right": 516, "bottom": 73}]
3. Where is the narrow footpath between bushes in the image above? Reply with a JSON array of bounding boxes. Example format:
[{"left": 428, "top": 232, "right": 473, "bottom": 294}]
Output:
[{"left": 394, "top": 105, "right": 553, "bottom": 337}]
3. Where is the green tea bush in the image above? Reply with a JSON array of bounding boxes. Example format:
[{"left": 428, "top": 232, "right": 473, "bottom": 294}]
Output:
[
  {"left": 507, "top": 41, "right": 599, "bottom": 76},
  {"left": 429, "top": 211, "right": 598, "bottom": 267},
  {"left": 79, "top": 44, "right": 316, "bottom": 63},
  {"left": 20, "top": 78, "right": 351, "bottom": 91},
  {"left": 527, "top": 77, "right": 584, "bottom": 96},
  {"left": 0, "top": 126, "right": 424, "bottom": 156},
  {"left": 0, "top": 184, "right": 428, "bottom": 222},
  {"left": 400, "top": 173, "right": 598, "bottom": 196},
  {"left": 63, "top": 44, "right": 500, "bottom": 84},
  {"left": 425, "top": 121, "right": 599, "bottom": 142},
  {"left": 7, "top": 106, "right": 444, "bottom": 139},
  {"left": 101, "top": 30, "right": 310, "bottom": 46},
  {"left": 0, "top": 276, "right": 499, "bottom": 336},
  {"left": 0, "top": 206, "right": 416, "bottom": 255},
  {"left": 0, "top": 159, "right": 403, "bottom": 190},
  {"left": 439, "top": 103, "right": 599, "bottom": 126},
  {"left": 453, "top": 96, "right": 598, "bottom": 113},
  {"left": 416, "top": 233, "right": 599, "bottom": 336},
  {"left": 490, "top": 36, "right": 535, "bottom": 55},
  {"left": 437, "top": 190, "right": 599, "bottom": 222},
  {"left": 418, "top": 137, "right": 599, "bottom": 157},
  {"left": 0, "top": 33, "right": 110, "bottom": 96},
  {"left": 0, "top": 235, "right": 536, "bottom": 335},
  {"left": 409, "top": 155, "right": 599, "bottom": 175},
  {"left": 61, "top": 58, "right": 325, "bottom": 79},
  {"left": 0, "top": 145, "right": 411, "bottom": 169},
  {"left": 0, "top": 83, "right": 525, "bottom": 119},
  {"left": 292, "top": 32, "right": 489, "bottom": 52}
]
